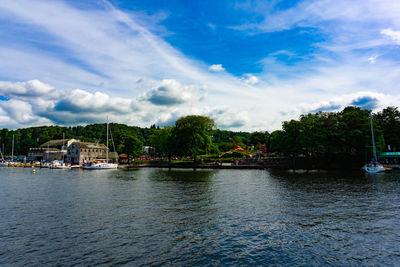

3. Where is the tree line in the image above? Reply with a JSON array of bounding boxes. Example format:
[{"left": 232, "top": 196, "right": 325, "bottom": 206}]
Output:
[
  {"left": 0, "top": 116, "right": 267, "bottom": 160},
  {"left": 271, "top": 106, "right": 400, "bottom": 158},
  {"left": 1, "top": 106, "right": 399, "bottom": 165}
]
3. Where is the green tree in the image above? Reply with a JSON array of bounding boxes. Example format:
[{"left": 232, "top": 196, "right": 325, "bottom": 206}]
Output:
[
  {"left": 269, "top": 130, "right": 286, "bottom": 153},
  {"left": 282, "top": 119, "right": 305, "bottom": 156},
  {"left": 339, "top": 106, "right": 371, "bottom": 154},
  {"left": 122, "top": 134, "right": 143, "bottom": 162},
  {"left": 150, "top": 126, "right": 174, "bottom": 161},
  {"left": 249, "top": 131, "right": 269, "bottom": 148},
  {"left": 375, "top": 106, "right": 400, "bottom": 151},
  {"left": 171, "top": 115, "right": 216, "bottom": 162}
]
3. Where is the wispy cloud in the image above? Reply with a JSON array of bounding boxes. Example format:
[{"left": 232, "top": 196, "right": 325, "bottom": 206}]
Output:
[
  {"left": 381, "top": 28, "right": 400, "bottom": 45},
  {"left": 0, "top": 0, "right": 399, "bottom": 131},
  {"left": 209, "top": 64, "right": 225, "bottom": 72},
  {"left": 240, "top": 74, "right": 259, "bottom": 85},
  {"left": 368, "top": 55, "right": 378, "bottom": 64}
]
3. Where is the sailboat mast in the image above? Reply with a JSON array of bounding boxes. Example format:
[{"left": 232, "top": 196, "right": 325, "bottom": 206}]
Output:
[
  {"left": 62, "top": 132, "right": 65, "bottom": 162},
  {"left": 11, "top": 135, "right": 14, "bottom": 163},
  {"left": 370, "top": 115, "right": 378, "bottom": 161},
  {"left": 106, "top": 117, "right": 109, "bottom": 163}
]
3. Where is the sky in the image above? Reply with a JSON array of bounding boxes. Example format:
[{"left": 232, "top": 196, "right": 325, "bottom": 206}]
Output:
[{"left": 0, "top": 0, "right": 399, "bottom": 131}]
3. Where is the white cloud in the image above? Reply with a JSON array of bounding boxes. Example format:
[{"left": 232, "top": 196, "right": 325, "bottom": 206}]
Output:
[
  {"left": 1, "top": 99, "right": 51, "bottom": 125},
  {"left": 209, "top": 64, "right": 225, "bottom": 72},
  {"left": 234, "top": 0, "right": 400, "bottom": 55},
  {"left": 54, "top": 89, "right": 132, "bottom": 113},
  {"left": 368, "top": 55, "right": 378, "bottom": 64},
  {"left": 0, "top": 0, "right": 222, "bottom": 95},
  {"left": 0, "top": 1, "right": 399, "bottom": 132},
  {"left": 141, "top": 79, "right": 197, "bottom": 106},
  {"left": 207, "top": 107, "right": 249, "bottom": 129},
  {"left": 236, "top": 0, "right": 400, "bottom": 33},
  {"left": 0, "top": 80, "right": 55, "bottom": 98},
  {"left": 0, "top": 80, "right": 138, "bottom": 127},
  {"left": 241, "top": 74, "right": 259, "bottom": 85},
  {"left": 381, "top": 28, "right": 400, "bottom": 45},
  {"left": 298, "top": 91, "right": 391, "bottom": 114},
  {"left": 149, "top": 106, "right": 249, "bottom": 129}
]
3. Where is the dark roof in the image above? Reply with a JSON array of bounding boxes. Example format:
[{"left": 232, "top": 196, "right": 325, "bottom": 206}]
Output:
[
  {"left": 30, "top": 147, "right": 60, "bottom": 152},
  {"left": 39, "top": 139, "right": 77, "bottom": 148},
  {"left": 40, "top": 139, "right": 66, "bottom": 148},
  {"left": 73, "top": 142, "right": 107, "bottom": 149}
]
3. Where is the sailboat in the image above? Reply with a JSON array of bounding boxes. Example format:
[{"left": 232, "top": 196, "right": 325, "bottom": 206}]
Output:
[
  {"left": 362, "top": 115, "right": 385, "bottom": 173},
  {"left": 0, "top": 144, "right": 7, "bottom": 167},
  {"left": 1, "top": 135, "right": 15, "bottom": 167},
  {"left": 83, "top": 118, "right": 118, "bottom": 169}
]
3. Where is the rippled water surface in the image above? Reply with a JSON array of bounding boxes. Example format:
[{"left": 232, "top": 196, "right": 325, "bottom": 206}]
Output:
[{"left": 1, "top": 167, "right": 400, "bottom": 266}]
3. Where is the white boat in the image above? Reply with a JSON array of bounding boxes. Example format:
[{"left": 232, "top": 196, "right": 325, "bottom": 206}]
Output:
[
  {"left": 362, "top": 163, "right": 385, "bottom": 173},
  {"left": 362, "top": 115, "right": 386, "bottom": 173},
  {"left": 84, "top": 117, "right": 118, "bottom": 170},
  {"left": 52, "top": 163, "right": 71, "bottom": 169},
  {"left": 0, "top": 149, "right": 7, "bottom": 167},
  {"left": 0, "top": 135, "right": 12, "bottom": 167},
  {"left": 83, "top": 162, "right": 118, "bottom": 169},
  {"left": 0, "top": 161, "right": 8, "bottom": 167},
  {"left": 49, "top": 160, "right": 71, "bottom": 169}
]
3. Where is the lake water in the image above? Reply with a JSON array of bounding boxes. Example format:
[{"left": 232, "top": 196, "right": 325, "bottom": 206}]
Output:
[{"left": 1, "top": 167, "right": 400, "bottom": 266}]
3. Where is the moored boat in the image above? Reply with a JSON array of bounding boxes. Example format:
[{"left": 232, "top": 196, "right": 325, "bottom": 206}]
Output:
[
  {"left": 83, "top": 117, "right": 118, "bottom": 170},
  {"left": 49, "top": 160, "right": 71, "bottom": 169},
  {"left": 361, "top": 163, "right": 386, "bottom": 173},
  {"left": 363, "top": 115, "right": 386, "bottom": 174},
  {"left": 0, "top": 161, "right": 8, "bottom": 167},
  {"left": 83, "top": 162, "right": 118, "bottom": 169}
]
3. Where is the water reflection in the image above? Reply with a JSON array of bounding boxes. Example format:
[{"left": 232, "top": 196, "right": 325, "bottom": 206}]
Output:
[
  {"left": 1, "top": 168, "right": 400, "bottom": 266},
  {"left": 148, "top": 168, "right": 214, "bottom": 182},
  {"left": 109, "top": 168, "right": 141, "bottom": 181},
  {"left": 266, "top": 169, "right": 400, "bottom": 265}
]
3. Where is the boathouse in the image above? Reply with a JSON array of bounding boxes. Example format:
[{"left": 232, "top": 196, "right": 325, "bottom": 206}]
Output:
[
  {"left": 67, "top": 141, "right": 117, "bottom": 165},
  {"left": 27, "top": 139, "right": 78, "bottom": 161}
]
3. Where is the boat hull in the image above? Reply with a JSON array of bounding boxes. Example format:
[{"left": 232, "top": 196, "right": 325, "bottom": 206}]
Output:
[
  {"left": 49, "top": 161, "right": 71, "bottom": 169},
  {"left": 83, "top": 163, "right": 118, "bottom": 169},
  {"left": 362, "top": 165, "right": 386, "bottom": 173},
  {"left": 51, "top": 165, "right": 72, "bottom": 169}
]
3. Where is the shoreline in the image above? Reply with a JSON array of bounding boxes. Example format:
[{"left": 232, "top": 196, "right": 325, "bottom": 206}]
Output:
[
  {"left": 3, "top": 161, "right": 399, "bottom": 171},
  {"left": 120, "top": 163, "right": 400, "bottom": 171}
]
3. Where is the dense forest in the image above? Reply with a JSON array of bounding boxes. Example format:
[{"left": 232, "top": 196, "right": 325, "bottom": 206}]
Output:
[{"left": 1, "top": 106, "right": 400, "bottom": 165}]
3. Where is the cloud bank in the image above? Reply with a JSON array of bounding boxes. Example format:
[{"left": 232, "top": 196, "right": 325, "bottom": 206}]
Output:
[{"left": 0, "top": 0, "right": 399, "bottom": 131}]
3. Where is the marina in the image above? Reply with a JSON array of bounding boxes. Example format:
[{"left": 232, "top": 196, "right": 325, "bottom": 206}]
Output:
[{"left": 0, "top": 0, "right": 399, "bottom": 265}]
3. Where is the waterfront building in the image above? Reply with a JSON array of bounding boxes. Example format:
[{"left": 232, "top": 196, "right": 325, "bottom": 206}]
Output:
[
  {"left": 27, "top": 139, "right": 78, "bottom": 162},
  {"left": 67, "top": 141, "right": 118, "bottom": 165}
]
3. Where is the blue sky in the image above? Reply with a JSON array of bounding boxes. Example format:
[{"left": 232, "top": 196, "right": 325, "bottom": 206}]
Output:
[{"left": 0, "top": 0, "right": 399, "bottom": 130}]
